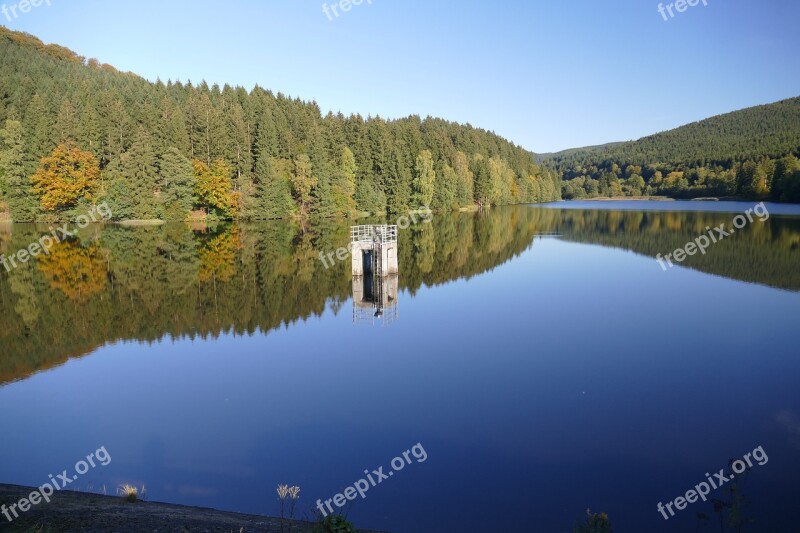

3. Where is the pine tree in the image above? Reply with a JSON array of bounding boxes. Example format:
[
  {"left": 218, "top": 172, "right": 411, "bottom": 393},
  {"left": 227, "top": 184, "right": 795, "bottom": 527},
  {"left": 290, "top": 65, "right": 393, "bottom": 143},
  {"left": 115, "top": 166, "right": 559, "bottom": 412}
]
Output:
[
  {"left": 156, "top": 97, "right": 191, "bottom": 157},
  {"left": 159, "top": 147, "right": 194, "bottom": 219},
  {"left": 78, "top": 97, "right": 103, "bottom": 161},
  {"left": 262, "top": 157, "right": 296, "bottom": 219},
  {"left": 54, "top": 99, "right": 79, "bottom": 144},
  {"left": 434, "top": 163, "right": 458, "bottom": 211},
  {"left": 0, "top": 120, "right": 39, "bottom": 220},
  {"left": 24, "top": 94, "right": 53, "bottom": 175},
  {"left": 118, "top": 127, "right": 159, "bottom": 219},
  {"left": 291, "top": 154, "right": 316, "bottom": 216},
  {"left": 101, "top": 96, "right": 130, "bottom": 169},
  {"left": 736, "top": 161, "right": 760, "bottom": 198},
  {"left": 385, "top": 147, "right": 412, "bottom": 214},
  {"left": 472, "top": 155, "right": 492, "bottom": 207}
]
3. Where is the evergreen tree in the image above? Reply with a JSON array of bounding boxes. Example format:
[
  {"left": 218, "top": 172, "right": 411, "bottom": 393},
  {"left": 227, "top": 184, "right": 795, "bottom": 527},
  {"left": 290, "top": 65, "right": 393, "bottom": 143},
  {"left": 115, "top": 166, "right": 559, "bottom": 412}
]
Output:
[
  {"left": 291, "top": 154, "right": 316, "bottom": 216},
  {"left": 24, "top": 94, "right": 53, "bottom": 175},
  {"left": 736, "top": 161, "right": 760, "bottom": 198},
  {"left": 385, "top": 147, "right": 412, "bottom": 214},
  {"left": 78, "top": 96, "right": 103, "bottom": 160},
  {"left": 159, "top": 147, "right": 194, "bottom": 219},
  {"left": 434, "top": 163, "right": 459, "bottom": 211},
  {"left": 54, "top": 99, "right": 79, "bottom": 144},
  {"left": 473, "top": 156, "right": 493, "bottom": 207},
  {"left": 0, "top": 120, "right": 39, "bottom": 220},
  {"left": 117, "top": 127, "right": 159, "bottom": 219},
  {"left": 262, "top": 157, "right": 296, "bottom": 219}
]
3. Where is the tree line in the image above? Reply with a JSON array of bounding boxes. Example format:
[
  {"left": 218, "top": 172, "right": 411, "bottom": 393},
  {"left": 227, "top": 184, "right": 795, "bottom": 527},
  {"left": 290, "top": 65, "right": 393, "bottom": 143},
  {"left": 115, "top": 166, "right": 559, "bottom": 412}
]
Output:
[
  {"left": 545, "top": 97, "right": 800, "bottom": 202},
  {"left": 0, "top": 26, "right": 560, "bottom": 222}
]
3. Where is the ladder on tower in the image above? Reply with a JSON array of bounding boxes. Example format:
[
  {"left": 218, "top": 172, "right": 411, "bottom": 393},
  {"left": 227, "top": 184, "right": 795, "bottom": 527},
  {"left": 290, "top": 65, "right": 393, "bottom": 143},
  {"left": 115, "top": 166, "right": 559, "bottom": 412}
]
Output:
[{"left": 371, "top": 229, "right": 385, "bottom": 317}]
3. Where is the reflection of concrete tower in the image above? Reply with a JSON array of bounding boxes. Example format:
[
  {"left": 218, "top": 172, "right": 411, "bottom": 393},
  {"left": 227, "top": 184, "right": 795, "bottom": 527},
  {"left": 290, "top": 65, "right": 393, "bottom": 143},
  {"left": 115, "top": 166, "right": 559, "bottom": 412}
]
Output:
[{"left": 351, "top": 225, "right": 399, "bottom": 325}]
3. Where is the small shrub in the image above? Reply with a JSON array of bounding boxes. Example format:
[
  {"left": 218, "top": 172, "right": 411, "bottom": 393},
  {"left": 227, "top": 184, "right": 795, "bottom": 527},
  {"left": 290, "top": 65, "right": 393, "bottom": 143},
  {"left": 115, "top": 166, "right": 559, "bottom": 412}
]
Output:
[
  {"left": 315, "top": 514, "right": 356, "bottom": 533},
  {"left": 118, "top": 484, "right": 141, "bottom": 503},
  {"left": 574, "top": 508, "right": 613, "bottom": 533}
]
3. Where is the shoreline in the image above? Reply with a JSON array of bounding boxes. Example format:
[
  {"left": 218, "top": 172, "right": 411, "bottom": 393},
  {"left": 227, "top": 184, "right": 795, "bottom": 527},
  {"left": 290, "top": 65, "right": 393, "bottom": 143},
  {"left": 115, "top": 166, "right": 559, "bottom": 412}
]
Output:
[{"left": 0, "top": 483, "right": 385, "bottom": 532}]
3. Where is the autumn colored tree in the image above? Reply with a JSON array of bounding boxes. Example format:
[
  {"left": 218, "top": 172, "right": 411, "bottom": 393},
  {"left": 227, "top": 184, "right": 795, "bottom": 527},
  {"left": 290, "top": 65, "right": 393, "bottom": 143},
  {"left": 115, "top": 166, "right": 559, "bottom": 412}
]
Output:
[
  {"left": 329, "top": 147, "right": 357, "bottom": 217},
  {"left": 413, "top": 149, "right": 436, "bottom": 208},
  {"left": 453, "top": 151, "right": 474, "bottom": 208},
  {"left": 29, "top": 144, "right": 100, "bottom": 211},
  {"left": 194, "top": 158, "right": 236, "bottom": 217}
]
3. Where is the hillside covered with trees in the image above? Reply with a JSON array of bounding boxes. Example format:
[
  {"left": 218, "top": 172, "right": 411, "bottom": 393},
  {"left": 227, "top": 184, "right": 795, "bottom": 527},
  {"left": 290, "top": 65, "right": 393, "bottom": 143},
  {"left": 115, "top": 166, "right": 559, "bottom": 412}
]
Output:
[
  {"left": 0, "top": 26, "right": 560, "bottom": 222},
  {"left": 545, "top": 97, "right": 800, "bottom": 202}
]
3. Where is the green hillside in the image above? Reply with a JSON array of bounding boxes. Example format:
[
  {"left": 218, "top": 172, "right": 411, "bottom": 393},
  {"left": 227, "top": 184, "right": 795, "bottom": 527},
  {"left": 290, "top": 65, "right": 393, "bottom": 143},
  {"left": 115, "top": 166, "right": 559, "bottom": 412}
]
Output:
[
  {"left": 544, "top": 97, "right": 800, "bottom": 202},
  {"left": 0, "top": 26, "right": 559, "bottom": 222}
]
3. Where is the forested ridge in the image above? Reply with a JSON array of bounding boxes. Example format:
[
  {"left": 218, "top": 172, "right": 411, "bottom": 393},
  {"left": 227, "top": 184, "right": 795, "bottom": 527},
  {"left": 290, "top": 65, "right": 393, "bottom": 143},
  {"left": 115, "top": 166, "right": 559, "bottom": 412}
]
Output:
[
  {"left": 0, "top": 26, "right": 560, "bottom": 222},
  {"left": 544, "top": 97, "right": 800, "bottom": 202}
]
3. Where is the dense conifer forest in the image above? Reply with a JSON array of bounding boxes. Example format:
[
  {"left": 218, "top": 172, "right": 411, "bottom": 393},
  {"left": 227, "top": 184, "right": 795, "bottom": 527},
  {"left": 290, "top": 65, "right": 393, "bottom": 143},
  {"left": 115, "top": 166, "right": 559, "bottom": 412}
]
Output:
[
  {"left": 544, "top": 97, "right": 800, "bottom": 202},
  {"left": 0, "top": 26, "right": 560, "bottom": 222}
]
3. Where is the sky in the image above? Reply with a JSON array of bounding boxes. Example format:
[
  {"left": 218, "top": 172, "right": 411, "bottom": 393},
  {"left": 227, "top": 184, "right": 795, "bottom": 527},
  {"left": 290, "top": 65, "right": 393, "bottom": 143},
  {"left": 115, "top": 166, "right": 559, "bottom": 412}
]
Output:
[{"left": 2, "top": 0, "right": 799, "bottom": 153}]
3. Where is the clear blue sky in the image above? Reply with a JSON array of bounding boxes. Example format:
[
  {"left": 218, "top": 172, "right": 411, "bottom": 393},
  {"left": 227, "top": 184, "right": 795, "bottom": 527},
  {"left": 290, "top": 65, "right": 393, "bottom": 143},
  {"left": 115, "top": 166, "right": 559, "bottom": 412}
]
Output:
[{"left": 3, "top": 0, "right": 799, "bottom": 153}]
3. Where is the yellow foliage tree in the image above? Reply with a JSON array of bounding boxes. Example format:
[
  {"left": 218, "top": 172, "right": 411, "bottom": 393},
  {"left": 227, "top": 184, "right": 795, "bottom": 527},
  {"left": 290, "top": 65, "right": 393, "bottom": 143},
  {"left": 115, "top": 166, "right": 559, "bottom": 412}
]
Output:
[
  {"left": 193, "top": 159, "right": 237, "bottom": 217},
  {"left": 29, "top": 144, "right": 100, "bottom": 211}
]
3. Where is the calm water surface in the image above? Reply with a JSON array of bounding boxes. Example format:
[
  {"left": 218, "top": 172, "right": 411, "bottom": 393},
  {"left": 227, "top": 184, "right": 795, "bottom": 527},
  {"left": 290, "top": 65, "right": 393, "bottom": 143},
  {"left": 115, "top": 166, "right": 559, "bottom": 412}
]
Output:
[{"left": 1, "top": 202, "right": 799, "bottom": 532}]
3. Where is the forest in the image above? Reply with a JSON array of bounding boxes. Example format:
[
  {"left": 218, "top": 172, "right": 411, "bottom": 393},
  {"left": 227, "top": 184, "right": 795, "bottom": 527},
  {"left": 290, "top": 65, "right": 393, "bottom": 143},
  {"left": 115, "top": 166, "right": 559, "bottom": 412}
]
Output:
[
  {"left": 545, "top": 97, "right": 800, "bottom": 202},
  {"left": 0, "top": 26, "right": 560, "bottom": 222}
]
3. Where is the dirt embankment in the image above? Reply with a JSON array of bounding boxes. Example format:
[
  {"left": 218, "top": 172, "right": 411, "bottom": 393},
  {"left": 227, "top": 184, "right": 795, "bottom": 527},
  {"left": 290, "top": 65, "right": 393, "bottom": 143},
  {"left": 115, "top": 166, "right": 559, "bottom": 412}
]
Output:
[{"left": 0, "top": 484, "right": 384, "bottom": 532}]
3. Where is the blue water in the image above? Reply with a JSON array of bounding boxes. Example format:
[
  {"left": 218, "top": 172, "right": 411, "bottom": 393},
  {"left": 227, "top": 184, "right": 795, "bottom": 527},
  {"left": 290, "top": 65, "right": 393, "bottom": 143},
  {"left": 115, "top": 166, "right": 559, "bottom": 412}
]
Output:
[{"left": 1, "top": 204, "right": 799, "bottom": 532}]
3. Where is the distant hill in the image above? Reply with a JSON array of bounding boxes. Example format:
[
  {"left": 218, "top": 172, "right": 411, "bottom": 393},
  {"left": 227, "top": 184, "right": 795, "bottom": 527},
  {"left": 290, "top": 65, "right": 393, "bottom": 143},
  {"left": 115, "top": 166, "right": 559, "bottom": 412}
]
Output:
[
  {"left": 544, "top": 97, "right": 800, "bottom": 202},
  {"left": 536, "top": 142, "right": 624, "bottom": 163}
]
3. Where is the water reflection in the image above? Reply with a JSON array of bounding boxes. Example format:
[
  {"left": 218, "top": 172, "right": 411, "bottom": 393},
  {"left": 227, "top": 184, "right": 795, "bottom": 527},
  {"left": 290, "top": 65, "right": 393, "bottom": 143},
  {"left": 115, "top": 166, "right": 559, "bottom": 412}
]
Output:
[
  {"left": 1, "top": 203, "right": 798, "bottom": 384},
  {"left": 351, "top": 224, "right": 399, "bottom": 326}
]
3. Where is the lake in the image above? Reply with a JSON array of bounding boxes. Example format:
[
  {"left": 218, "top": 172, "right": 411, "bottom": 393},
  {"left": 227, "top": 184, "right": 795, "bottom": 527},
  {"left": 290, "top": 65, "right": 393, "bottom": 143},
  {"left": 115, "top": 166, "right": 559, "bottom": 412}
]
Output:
[{"left": 1, "top": 201, "right": 799, "bottom": 532}]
